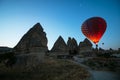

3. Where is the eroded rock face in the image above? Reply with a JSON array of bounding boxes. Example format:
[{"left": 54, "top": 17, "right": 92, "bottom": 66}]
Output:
[
  {"left": 67, "top": 37, "right": 78, "bottom": 55},
  {"left": 79, "top": 38, "right": 92, "bottom": 47},
  {"left": 79, "top": 38, "right": 93, "bottom": 53},
  {"left": 51, "top": 36, "right": 68, "bottom": 52},
  {"left": 14, "top": 23, "right": 48, "bottom": 54},
  {"left": 13, "top": 23, "right": 48, "bottom": 66}
]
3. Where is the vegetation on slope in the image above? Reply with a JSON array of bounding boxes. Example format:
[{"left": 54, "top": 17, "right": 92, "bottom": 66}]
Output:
[{"left": 0, "top": 56, "right": 90, "bottom": 80}]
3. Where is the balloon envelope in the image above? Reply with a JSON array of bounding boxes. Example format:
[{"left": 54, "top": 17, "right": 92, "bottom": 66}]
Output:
[{"left": 81, "top": 17, "right": 107, "bottom": 44}]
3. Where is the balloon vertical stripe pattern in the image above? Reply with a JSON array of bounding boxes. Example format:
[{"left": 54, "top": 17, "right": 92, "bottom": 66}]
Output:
[{"left": 81, "top": 17, "right": 107, "bottom": 45}]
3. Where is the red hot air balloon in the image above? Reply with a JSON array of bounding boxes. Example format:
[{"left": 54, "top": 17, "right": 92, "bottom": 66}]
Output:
[{"left": 81, "top": 17, "right": 107, "bottom": 47}]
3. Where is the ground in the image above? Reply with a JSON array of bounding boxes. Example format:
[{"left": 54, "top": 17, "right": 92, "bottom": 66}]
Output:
[{"left": 0, "top": 56, "right": 90, "bottom": 80}]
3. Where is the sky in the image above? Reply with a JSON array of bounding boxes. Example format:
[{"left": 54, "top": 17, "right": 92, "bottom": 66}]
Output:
[{"left": 0, "top": 0, "right": 120, "bottom": 50}]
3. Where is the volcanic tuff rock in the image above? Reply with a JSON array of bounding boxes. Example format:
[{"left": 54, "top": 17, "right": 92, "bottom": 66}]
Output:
[
  {"left": 14, "top": 23, "right": 48, "bottom": 54},
  {"left": 79, "top": 38, "right": 92, "bottom": 53},
  {"left": 79, "top": 38, "right": 92, "bottom": 47},
  {"left": 51, "top": 36, "right": 68, "bottom": 52},
  {"left": 67, "top": 37, "right": 78, "bottom": 50},
  {"left": 13, "top": 23, "right": 48, "bottom": 66},
  {"left": 67, "top": 37, "right": 78, "bottom": 54}
]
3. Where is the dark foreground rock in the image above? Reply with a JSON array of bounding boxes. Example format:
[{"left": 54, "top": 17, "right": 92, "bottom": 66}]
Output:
[
  {"left": 14, "top": 23, "right": 48, "bottom": 66},
  {"left": 14, "top": 23, "right": 48, "bottom": 54}
]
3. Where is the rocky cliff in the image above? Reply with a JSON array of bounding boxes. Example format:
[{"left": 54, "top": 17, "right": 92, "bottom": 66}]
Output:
[
  {"left": 51, "top": 36, "right": 68, "bottom": 52},
  {"left": 14, "top": 23, "right": 48, "bottom": 54},
  {"left": 67, "top": 37, "right": 78, "bottom": 55},
  {"left": 14, "top": 23, "right": 48, "bottom": 66},
  {"left": 79, "top": 38, "right": 93, "bottom": 53}
]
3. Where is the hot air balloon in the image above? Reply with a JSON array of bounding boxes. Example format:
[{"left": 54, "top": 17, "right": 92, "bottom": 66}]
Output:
[
  {"left": 81, "top": 17, "right": 107, "bottom": 48},
  {"left": 102, "top": 43, "right": 104, "bottom": 45}
]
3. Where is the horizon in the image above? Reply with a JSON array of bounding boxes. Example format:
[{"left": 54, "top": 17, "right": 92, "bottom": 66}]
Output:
[
  {"left": 0, "top": 22, "right": 119, "bottom": 51},
  {"left": 0, "top": 0, "right": 120, "bottom": 50}
]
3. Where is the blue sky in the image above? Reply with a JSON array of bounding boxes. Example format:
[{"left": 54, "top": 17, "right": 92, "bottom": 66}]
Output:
[{"left": 0, "top": 0, "right": 120, "bottom": 50}]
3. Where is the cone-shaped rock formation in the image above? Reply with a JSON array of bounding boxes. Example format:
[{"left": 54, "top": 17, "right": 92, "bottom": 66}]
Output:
[
  {"left": 67, "top": 37, "right": 78, "bottom": 55},
  {"left": 14, "top": 23, "right": 48, "bottom": 54},
  {"left": 51, "top": 36, "right": 68, "bottom": 52},
  {"left": 79, "top": 38, "right": 92, "bottom": 53}
]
